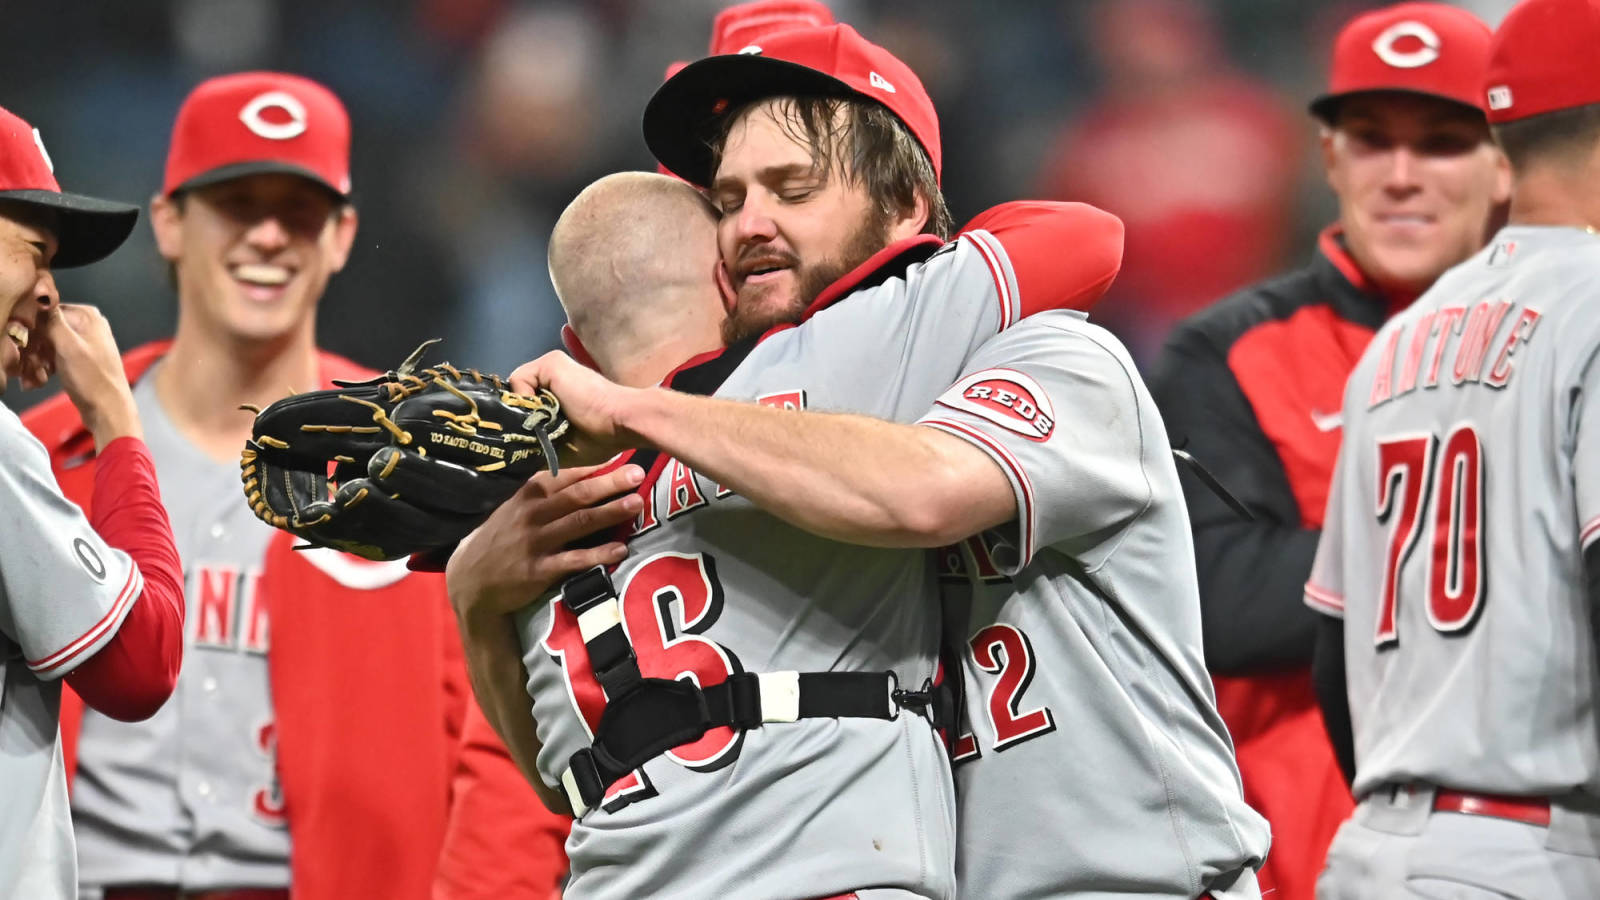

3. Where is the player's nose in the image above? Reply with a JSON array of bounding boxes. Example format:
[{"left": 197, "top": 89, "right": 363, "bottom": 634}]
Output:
[
  {"left": 243, "top": 214, "right": 292, "bottom": 253},
  {"left": 1383, "top": 146, "right": 1421, "bottom": 193},
  {"left": 31, "top": 269, "right": 59, "bottom": 312},
  {"left": 729, "top": 192, "right": 779, "bottom": 245}
]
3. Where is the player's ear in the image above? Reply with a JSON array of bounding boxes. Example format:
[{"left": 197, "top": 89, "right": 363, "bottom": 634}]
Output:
[
  {"left": 714, "top": 259, "right": 737, "bottom": 314},
  {"left": 1490, "top": 144, "right": 1513, "bottom": 207},
  {"left": 886, "top": 190, "right": 931, "bottom": 242},
  {"left": 327, "top": 205, "right": 359, "bottom": 273},
  {"left": 1320, "top": 125, "right": 1340, "bottom": 193},
  {"left": 149, "top": 192, "right": 183, "bottom": 262}
]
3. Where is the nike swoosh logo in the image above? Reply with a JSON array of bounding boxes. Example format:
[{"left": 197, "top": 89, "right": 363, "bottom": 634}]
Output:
[{"left": 1310, "top": 409, "right": 1343, "bottom": 433}]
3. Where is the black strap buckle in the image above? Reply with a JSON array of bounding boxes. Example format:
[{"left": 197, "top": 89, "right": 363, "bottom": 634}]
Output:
[
  {"left": 560, "top": 565, "right": 618, "bottom": 615},
  {"left": 891, "top": 676, "right": 957, "bottom": 732}
]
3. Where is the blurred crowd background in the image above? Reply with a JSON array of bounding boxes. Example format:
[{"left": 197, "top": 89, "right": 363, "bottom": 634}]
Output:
[{"left": 3, "top": 0, "right": 1520, "bottom": 412}]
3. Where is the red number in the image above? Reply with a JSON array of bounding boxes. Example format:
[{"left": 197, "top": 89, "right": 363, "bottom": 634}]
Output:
[
  {"left": 251, "top": 719, "right": 286, "bottom": 827},
  {"left": 1373, "top": 424, "right": 1487, "bottom": 646},
  {"left": 543, "top": 552, "right": 742, "bottom": 774},
  {"left": 1428, "top": 426, "right": 1485, "bottom": 631},
  {"left": 1374, "top": 435, "right": 1434, "bottom": 647},
  {"left": 969, "top": 624, "right": 1055, "bottom": 751}
]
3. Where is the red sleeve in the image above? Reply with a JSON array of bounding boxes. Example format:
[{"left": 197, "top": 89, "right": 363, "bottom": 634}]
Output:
[
  {"left": 434, "top": 702, "right": 571, "bottom": 899},
  {"left": 960, "top": 200, "right": 1125, "bottom": 317},
  {"left": 64, "top": 437, "right": 185, "bottom": 722}
]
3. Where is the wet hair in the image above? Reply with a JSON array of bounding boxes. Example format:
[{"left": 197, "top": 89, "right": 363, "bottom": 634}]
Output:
[
  {"left": 1492, "top": 102, "right": 1600, "bottom": 175},
  {"left": 711, "top": 94, "right": 952, "bottom": 239}
]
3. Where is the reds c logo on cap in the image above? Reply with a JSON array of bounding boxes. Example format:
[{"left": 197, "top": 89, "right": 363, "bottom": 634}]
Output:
[
  {"left": 239, "top": 91, "right": 308, "bottom": 141},
  {"left": 1373, "top": 20, "right": 1441, "bottom": 69}
]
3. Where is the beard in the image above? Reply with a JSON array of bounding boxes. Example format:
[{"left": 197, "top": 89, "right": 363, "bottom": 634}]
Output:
[{"left": 721, "top": 207, "right": 893, "bottom": 345}]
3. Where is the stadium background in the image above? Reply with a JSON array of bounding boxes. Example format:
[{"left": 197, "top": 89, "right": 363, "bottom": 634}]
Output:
[{"left": 2, "top": 0, "right": 1518, "bottom": 412}]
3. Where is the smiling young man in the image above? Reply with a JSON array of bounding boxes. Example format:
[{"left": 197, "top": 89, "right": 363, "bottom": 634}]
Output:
[
  {"left": 21, "top": 73, "right": 565, "bottom": 900},
  {"left": 0, "top": 104, "right": 186, "bottom": 900},
  {"left": 1147, "top": 5, "right": 1506, "bottom": 900}
]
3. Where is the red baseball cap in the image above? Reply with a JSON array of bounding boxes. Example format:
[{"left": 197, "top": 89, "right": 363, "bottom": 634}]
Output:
[
  {"left": 1309, "top": 2, "right": 1492, "bottom": 123},
  {"left": 1484, "top": 0, "right": 1600, "bottom": 123},
  {"left": 644, "top": 23, "right": 941, "bottom": 188},
  {"left": 710, "top": 0, "right": 835, "bottom": 55},
  {"left": 163, "top": 71, "right": 351, "bottom": 198},
  {"left": 0, "top": 106, "right": 137, "bottom": 268}
]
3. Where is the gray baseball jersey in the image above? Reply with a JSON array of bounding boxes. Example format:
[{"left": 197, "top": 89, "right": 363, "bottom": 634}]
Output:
[
  {"left": 1307, "top": 225, "right": 1600, "bottom": 800},
  {"left": 72, "top": 367, "right": 289, "bottom": 891},
  {"left": 0, "top": 403, "right": 142, "bottom": 900},
  {"left": 927, "top": 312, "right": 1268, "bottom": 900},
  {"left": 516, "top": 226, "right": 1057, "bottom": 900}
]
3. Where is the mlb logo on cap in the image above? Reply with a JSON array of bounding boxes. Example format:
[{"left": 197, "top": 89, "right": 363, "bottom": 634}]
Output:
[
  {"left": 163, "top": 71, "right": 351, "bottom": 198},
  {"left": 1483, "top": 0, "right": 1600, "bottom": 124}
]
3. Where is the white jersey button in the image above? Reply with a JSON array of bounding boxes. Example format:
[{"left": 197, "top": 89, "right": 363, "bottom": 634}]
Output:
[
  {"left": 210, "top": 522, "right": 227, "bottom": 540},
  {"left": 202, "top": 677, "right": 219, "bottom": 693}
]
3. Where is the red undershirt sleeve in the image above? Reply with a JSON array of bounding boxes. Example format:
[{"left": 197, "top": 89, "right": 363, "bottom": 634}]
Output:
[
  {"left": 960, "top": 200, "right": 1126, "bottom": 316},
  {"left": 64, "top": 437, "right": 186, "bottom": 721}
]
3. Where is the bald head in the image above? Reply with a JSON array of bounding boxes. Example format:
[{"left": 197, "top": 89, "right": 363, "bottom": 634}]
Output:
[{"left": 549, "top": 172, "right": 727, "bottom": 384}]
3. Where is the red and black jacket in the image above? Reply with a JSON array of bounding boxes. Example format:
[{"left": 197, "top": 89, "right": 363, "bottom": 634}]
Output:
[
  {"left": 1149, "top": 226, "right": 1403, "bottom": 900},
  {"left": 1150, "top": 227, "right": 1398, "bottom": 672}
]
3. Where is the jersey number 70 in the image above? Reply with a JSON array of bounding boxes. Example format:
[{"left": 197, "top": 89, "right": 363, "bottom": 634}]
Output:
[{"left": 1374, "top": 423, "right": 1486, "bottom": 647}]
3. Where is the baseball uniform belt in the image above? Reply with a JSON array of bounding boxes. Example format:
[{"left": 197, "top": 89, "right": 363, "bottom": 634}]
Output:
[
  {"left": 556, "top": 567, "right": 955, "bottom": 817},
  {"left": 101, "top": 888, "right": 289, "bottom": 900},
  {"left": 1432, "top": 788, "right": 1552, "bottom": 826}
]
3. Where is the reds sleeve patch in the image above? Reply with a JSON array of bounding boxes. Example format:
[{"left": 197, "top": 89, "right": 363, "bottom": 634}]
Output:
[{"left": 935, "top": 369, "right": 1055, "bottom": 441}]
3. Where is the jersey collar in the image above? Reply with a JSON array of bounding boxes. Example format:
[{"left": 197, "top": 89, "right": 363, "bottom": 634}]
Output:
[
  {"left": 1317, "top": 224, "right": 1418, "bottom": 320},
  {"left": 801, "top": 234, "right": 946, "bottom": 321}
]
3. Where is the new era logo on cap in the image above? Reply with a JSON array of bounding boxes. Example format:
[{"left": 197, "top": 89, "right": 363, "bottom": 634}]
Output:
[
  {"left": 1372, "top": 20, "right": 1441, "bottom": 68},
  {"left": 1487, "top": 85, "right": 1513, "bottom": 111}
]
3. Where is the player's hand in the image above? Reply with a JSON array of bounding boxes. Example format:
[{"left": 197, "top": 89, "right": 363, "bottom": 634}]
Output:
[
  {"left": 30, "top": 304, "right": 141, "bottom": 449},
  {"left": 510, "top": 351, "right": 641, "bottom": 465},
  {"left": 445, "top": 462, "right": 645, "bottom": 629}
]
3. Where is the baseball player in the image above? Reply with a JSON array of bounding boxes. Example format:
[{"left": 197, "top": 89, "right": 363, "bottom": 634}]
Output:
[
  {"left": 448, "top": 24, "right": 1123, "bottom": 898},
  {"left": 491, "top": 25, "right": 1255, "bottom": 900},
  {"left": 21, "top": 74, "right": 565, "bottom": 900},
  {"left": 0, "top": 106, "right": 186, "bottom": 900},
  {"left": 1149, "top": 6, "right": 1504, "bottom": 896},
  {"left": 443, "top": 172, "right": 727, "bottom": 817},
  {"left": 1307, "top": 0, "right": 1600, "bottom": 894},
  {"left": 460, "top": 163, "right": 1263, "bottom": 898}
]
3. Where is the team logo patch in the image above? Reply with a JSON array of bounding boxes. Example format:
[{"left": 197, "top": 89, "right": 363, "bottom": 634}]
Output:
[
  {"left": 936, "top": 369, "right": 1055, "bottom": 441},
  {"left": 74, "top": 538, "right": 107, "bottom": 583}
]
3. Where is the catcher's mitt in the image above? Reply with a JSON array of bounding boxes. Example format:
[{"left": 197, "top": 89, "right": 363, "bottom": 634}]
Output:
[{"left": 240, "top": 340, "right": 569, "bottom": 561}]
